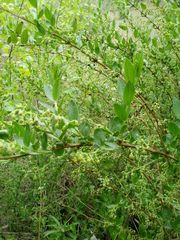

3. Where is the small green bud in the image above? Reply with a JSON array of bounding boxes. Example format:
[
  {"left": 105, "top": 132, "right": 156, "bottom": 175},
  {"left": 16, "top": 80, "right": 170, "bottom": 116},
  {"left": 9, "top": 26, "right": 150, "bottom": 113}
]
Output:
[{"left": 129, "top": 153, "right": 134, "bottom": 160}]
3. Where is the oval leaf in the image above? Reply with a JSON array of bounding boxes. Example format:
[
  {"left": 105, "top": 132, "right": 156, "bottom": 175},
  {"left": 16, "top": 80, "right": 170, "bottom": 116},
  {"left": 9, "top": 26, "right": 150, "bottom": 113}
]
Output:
[
  {"left": 114, "top": 103, "right": 127, "bottom": 121},
  {"left": 55, "top": 148, "right": 64, "bottom": 156},
  {"left": 124, "top": 58, "right": 135, "bottom": 83},
  {"left": 133, "top": 52, "right": 143, "bottom": 80},
  {"left": 41, "top": 132, "right": 47, "bottom": 150},
  {"left": 38, "top": 8, "right": 44, "bottom": 19},
  {"left": 105, "top": 142, "right": 118, "bottom": 150},
  {"left": 72, "top": 18, "right": 77, "bottom": 32},
  {"left": 67, "top": 100, "right": 78, "bottom": 121},
  {"left": 119, "top": 25, "right": 127, "bottom": 31},
  {"left": 23, "top": 124, "right": 31, "bottom": 147},
  {"left": 0, "top": 130, "right": 9, "bottom": 140},
  {"left": 28, "top": 0, "right": 37, "bottom": 8},
  {"left": 109, "top": 117, "right": 122, "bottom": 133},
  {"left": 37, "top": 22, "right": 46, "bottom": 35},
  {"left": 16, "top": 22, "right": 23, "bottom": 35},
  {"left": 141, "top": 3, "right": 146, "bottom": 10},
  {"left": 79, "top": 122, "right": 91, "bottom": 137},
  {"left": 11, "top": 32, "right": 18, "bottom": 43},
  {"left": 7, "top": 36, "right": 11, "bottom": 44},
  {"left": 45, "top": 7, "right": 52, "bottom": 20},
  {"left": 94, "top": 129, "right": 105, "bottom": 146},
  {"left": 117, "top": 78, "right": 125, "bottom": 100},
  {"left": 173, "top": 97, "right": 180, "bottom": 119},
  {"left": 162, "top": 206, "right": 172, "bottom": 221},
  {"left": 13, "top": 121, "right": 25, "bottom": 137},
  {"left": 168, "top": 122, "right": 180, "bottom": 136},
  {"left": 53, "top": 78, "right": 60, "bottom": 101},
  {"left": 44, "top": 84, "right": 54, "bottom": 102},
  {"left": 21, "top": 29, "right": 28, "bottom": 44},
  {"left": 51, "top": 14, "right": 55, "bottom": 26},
  {"left": 123, "top": 81, "right": 135, "bottom": 106}
]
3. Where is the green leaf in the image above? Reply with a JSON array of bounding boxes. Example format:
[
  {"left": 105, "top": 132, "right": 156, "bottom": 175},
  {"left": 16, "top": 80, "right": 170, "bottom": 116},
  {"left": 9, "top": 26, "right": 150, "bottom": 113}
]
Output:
[
  {"left": 32, "top": 140, "right": 39, "bottom": 150},
  {"left": 95, "top": 39, "right": 99, "bottom": 55},
  {"left": 39, "top": 101, "right": 55, "bottom": 113},
  {"left": 171, "top": 219, "right": 179, "bottom": 230},
  {"left": 44, "top": 230, "right": 61, "bottom": 238},
  {"left": 155, "top": 0, "right": 160, "bottom": 7},
  {"left": 109, "top": 117, "right": 122, "bottom": 133},
  {"left": 53, "top": 64, "right": 61, "bottom": 80},
  {"left": 48, "top": 214, "right": 61, "bottom": 226},
  {"left": 117, "top": 78, "right": 125, "bottom": 100},
  {"left": 41, "top": 132, "right": 47, "bottom": 150},
  {"left": 79, "top": 122, "right": 91, "bottom": 137},
  {"left": 11, "top": 32, "right": 18, "bottom": 43},
  {"left": 55, "top": 148, "right": 64, "bottom": 156},
  {"left": 37, "top": 22, "right": 46, "bottom": 35},
  {"left": 0, "top": 130, "right": 9, "bottom": 140},
  {"left": 7, "top": 36, "right": 11, "bottom": 44},
  {"left": 168, "top": 122, "right": 180, "bottom": 136},
  {"left": 51, "top": 117, "right": 56, "bottom": 132},
  {"left": 58, "top": 97, "right": 64, "bottom": 114},
  {"left": 44, "top": 84, "right": 54, "bottom": 102},
  {"left": 14, "top": 135, "right": 24, "bottom": 146},
  {"left": 131, "top": 171, "right": 140, "bottom": 184},
  {"left": 13, "top": 121, "right": 25, "bottom": 137},
  {"left": 53, "top": 78, "right": 60, "bottom": 101},
  {"left": 134, "top": 29, "right": 138, "bottom": 38},
  {"left": 104, "top": 142, "right": 118, "bottom": 150},
  {"left": 88, "top": 41, "right": 93, "bottom": 51},
  {"left": 173, "top": 97, "right": 180, "bottom": 119},
  {"left": 23, "top": 124, "right": 31, "bottom": 147},
  {"left": 92, "top": 27, "right": 97, "bottom": 34},
  {"left": 133, "top": 52, "right": 143, "bottom": 80},
  {"left": 51, "top": 14, "right": 55, "bottom": 26},
  {"left": 72, "top": 18, "right": 77, "bottom": 32},
  {"left": 114, "top": 104, "right": 127, "bottom": 121},
  {"left": 132, "top": 128, "right": 140, "bottom": 140},
  {"left": 141, "top": 3, "right": 146, "bottom": 10},
  {"left": 94, "top": 129, "right": 105, "bottom": 146},
  {"left": 47, "top": 68, "right": 53, "bottom": 85},
  {"left": 112, "top": 19, "right": 116, "bottom": 29},
  {"left": 28, "top": 0, "right": 37, "bottom": 8},
  {"left": 119, "top": 25, "right": 127, "bottom": 31},
  {"left": 16, "top": 22, "right": 23, "bottom": 35},
  {"left": 45, "top": 7, "right": 52, "bottom": 20},
  {"left": 123, "top": 81, "right": 135, "bottom": 106},
  {"left": 31, "top": 129, "right": 36, "bottom": 144},
  {"left": 4, "top": 105, "right": 15, "bottom": 112},
  {"left": 107, "top": 35, "right": 111, "bottom": 45},
  {"left": 124, "top": 58, "right": 135, "bottom": 83},
  {"left": 163, "top": 222, "right": 172, "bottom": 229},
  {"left": 152, "top": 37, "right": 157, "bottom": 47},
  {"left": 162, "top": 206, "right": 172, "bottom": 221},
  {"left": 38, "top": 8, "right": 44, "bottom": 19},
  {"left": 67, "top": 100, "right": 78, "bottom": 121},
  {"left": 21, "top": 29, "right": 28, "bottom": 44}
]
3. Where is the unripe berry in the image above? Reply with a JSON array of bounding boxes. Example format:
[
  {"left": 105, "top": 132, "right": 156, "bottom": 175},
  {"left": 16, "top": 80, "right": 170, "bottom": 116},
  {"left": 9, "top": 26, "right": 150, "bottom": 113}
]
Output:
[
  {"left": 34, "top": 117, "right": 38, "bottom": 123},
  {"left": 19, "top": 110, "right": 23, "bottom": 116},
  {"left": 129, "top": 153, "right": 134, "bottom": 159}
]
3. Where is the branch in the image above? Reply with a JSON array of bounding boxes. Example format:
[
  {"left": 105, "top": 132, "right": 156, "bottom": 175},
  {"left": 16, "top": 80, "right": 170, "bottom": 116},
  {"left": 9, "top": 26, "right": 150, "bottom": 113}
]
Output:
[
  {"left": 0, "top": 7, "right": 111, "bottom": 72},
  {"left": 0, "top": 141, "right": 178, "bottom": 161}
]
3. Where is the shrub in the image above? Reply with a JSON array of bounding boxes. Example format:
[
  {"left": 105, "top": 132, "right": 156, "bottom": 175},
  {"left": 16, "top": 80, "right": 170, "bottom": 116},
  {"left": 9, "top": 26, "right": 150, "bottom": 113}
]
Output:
[{"left": 0, "top": 0, "right": 179, "bottom": 239}]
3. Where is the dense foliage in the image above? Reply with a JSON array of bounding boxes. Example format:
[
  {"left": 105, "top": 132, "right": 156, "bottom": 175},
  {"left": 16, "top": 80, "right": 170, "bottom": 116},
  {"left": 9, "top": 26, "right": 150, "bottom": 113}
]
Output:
[{"left": 0, "top": 0, "right": 180, "bottom": 239}]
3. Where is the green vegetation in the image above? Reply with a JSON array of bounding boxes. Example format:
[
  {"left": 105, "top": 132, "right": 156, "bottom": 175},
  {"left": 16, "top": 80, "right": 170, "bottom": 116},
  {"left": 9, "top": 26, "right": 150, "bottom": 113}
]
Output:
[{"left": 0, "top": 0, "right": 180, "bottom": 239}]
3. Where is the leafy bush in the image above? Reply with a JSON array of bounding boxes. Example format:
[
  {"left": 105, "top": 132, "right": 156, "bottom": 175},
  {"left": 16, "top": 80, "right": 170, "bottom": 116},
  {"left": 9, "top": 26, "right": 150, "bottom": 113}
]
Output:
[{"left": 0, "top": 0, "right": 180, "bottom": 239}]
